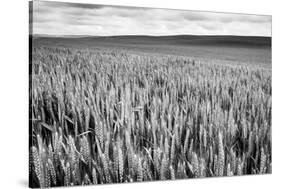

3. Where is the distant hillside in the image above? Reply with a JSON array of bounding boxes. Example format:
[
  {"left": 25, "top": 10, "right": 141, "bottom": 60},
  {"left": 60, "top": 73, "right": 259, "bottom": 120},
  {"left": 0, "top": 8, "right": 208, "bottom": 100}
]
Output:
[
  {"left": 31, "top": 34, "right": 271, "bottom": 67},
  {"left": 32, "top": 34, "right": 271, "bottom": 48}
]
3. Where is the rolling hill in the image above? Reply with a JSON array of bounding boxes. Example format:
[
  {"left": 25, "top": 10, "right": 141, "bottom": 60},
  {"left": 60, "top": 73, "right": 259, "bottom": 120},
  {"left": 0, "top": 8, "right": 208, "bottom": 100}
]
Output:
[{"left": 31, "top": 35, "right": 272, "bottom": 66}]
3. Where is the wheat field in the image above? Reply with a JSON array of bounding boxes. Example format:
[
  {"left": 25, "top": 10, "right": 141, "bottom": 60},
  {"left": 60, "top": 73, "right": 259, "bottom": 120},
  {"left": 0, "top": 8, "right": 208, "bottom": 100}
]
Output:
[{"left": 29, "top": 46, "right": 271, "bottom": 188}]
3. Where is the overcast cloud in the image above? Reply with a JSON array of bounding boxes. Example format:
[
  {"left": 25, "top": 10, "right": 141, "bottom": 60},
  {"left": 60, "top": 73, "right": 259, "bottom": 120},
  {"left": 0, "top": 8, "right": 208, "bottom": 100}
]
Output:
[{"left": 31, "top": 1, "right": 271, "bottom": 36}]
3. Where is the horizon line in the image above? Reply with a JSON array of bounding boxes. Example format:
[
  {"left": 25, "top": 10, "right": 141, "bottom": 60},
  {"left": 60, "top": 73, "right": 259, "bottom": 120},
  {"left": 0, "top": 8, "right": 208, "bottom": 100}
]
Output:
[{"left": 31, "top": 33, "right": 272, "bottom": 38}]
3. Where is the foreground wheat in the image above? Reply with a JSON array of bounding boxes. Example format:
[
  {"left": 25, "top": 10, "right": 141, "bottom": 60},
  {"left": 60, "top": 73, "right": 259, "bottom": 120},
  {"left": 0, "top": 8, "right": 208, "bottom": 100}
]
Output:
[{"left": 29, "top": 47, "right": 272, "bottom": 188}]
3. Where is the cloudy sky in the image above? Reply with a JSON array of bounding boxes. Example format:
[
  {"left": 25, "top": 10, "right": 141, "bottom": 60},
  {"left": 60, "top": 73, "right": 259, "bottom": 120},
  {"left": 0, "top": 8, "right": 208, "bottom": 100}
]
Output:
[{"left": 31, "top": 1, "right": 271, "bottom": 36}]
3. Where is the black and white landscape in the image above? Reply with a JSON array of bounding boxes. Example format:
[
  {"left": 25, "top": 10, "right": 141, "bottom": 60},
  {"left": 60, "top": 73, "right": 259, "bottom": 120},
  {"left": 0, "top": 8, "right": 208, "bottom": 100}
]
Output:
[{"left": 29, "top": 1, "right": 272, "bottom": 188}]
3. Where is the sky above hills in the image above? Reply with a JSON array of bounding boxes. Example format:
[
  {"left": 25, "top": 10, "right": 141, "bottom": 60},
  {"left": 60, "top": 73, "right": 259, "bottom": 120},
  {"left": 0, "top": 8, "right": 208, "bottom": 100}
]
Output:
[{"left": 30, "top": 1, "right": 271, "bottom": 36}]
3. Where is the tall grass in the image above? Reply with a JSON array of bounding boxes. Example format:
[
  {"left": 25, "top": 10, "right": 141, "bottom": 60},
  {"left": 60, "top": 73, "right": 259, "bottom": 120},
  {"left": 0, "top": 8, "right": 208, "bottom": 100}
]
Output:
[{"left": 29, "top": 46, "right": 272, "bottom": 188}]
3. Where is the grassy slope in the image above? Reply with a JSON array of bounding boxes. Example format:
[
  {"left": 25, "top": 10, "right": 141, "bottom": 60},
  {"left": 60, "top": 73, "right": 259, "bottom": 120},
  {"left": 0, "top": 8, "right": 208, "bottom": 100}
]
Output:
[
  {"left": 29, "top": 45, "right": 272, "bottom": 187},
  {"left": 32, "top": 35, "right": 272, "bottom": 67}
]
